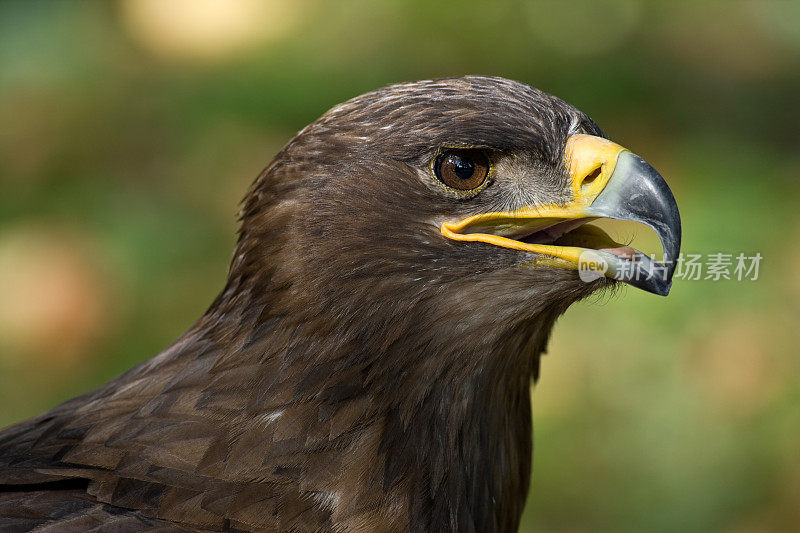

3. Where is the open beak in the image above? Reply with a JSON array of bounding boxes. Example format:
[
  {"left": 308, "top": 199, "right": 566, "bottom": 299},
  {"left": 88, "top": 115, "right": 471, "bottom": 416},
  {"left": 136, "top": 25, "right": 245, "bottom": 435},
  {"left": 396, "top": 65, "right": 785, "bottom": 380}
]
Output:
[{"left": 441, "top": 135, "right": 682, "bottom": 296}]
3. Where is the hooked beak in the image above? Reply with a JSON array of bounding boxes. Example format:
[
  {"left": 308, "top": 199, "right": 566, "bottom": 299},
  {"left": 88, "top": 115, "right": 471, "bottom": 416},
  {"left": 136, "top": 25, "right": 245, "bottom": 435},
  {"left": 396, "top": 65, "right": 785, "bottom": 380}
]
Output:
[{"left": 441, "top": 135, "right": 682, "bottom": 296}]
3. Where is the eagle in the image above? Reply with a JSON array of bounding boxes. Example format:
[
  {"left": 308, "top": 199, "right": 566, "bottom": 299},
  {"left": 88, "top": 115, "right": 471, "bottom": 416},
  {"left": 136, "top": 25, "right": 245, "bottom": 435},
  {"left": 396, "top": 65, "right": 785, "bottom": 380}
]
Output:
[{"left": 0, "top": 76, "right": 680, "bottom": 532}]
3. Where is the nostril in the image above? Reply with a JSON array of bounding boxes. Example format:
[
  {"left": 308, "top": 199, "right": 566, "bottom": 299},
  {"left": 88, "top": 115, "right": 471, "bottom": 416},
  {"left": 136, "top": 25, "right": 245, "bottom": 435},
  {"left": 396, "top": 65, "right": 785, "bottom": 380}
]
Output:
[{"left": 581, "top": 165, "right": 602, "bottom": 188}]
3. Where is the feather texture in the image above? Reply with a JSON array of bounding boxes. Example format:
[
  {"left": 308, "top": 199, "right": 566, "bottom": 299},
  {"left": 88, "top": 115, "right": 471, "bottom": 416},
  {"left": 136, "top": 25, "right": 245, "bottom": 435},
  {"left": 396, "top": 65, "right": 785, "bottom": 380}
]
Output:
[{"left": 0, "top": 76, "right": 608, "bottom": 532}]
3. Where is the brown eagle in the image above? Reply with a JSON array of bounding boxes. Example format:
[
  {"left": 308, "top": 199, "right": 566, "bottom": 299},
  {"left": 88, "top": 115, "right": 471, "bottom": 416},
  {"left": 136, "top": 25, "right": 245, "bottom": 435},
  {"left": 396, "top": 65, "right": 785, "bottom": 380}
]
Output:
[{"left": 0, "top": 76, "right": 680, "bottom": 532}]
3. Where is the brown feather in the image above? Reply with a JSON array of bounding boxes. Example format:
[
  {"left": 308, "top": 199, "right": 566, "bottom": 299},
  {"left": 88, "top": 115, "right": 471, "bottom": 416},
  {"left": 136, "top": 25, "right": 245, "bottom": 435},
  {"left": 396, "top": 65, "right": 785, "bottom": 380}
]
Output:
[{"left": 0, "top": 76, "right": 609, "bottom": 531}]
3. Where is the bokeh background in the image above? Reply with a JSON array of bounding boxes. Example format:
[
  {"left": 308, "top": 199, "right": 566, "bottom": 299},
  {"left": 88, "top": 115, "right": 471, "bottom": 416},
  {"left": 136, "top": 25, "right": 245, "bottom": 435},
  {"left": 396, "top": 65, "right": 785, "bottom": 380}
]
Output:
[{"left": 1, "top": 0, "right": 798, "bottom": 531}]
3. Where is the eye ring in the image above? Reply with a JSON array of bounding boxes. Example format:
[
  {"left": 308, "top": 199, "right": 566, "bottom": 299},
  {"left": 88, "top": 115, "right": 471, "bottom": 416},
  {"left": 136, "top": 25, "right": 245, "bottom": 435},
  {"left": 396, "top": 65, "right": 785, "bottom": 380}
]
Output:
[{"left": 433, "top": 149, "right": 490, "bottom": 191}]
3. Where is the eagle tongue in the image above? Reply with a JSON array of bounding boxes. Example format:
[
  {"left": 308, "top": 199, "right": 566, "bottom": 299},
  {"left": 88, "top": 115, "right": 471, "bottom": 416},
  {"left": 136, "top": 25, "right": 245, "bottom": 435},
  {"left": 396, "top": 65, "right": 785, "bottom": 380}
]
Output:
[
  {"left": 519, "top": 217, "right": 595, "bottom": 244},
  {"left": 600, "top": 246, "right": 636, "bottom": 261}
]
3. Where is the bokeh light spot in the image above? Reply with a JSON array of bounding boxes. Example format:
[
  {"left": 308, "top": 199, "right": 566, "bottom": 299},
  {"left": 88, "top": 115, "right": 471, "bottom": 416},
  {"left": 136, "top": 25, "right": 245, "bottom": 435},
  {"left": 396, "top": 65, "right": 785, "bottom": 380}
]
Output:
[{"left": 120, "top": 0, "right": 301, "bottom": 62}]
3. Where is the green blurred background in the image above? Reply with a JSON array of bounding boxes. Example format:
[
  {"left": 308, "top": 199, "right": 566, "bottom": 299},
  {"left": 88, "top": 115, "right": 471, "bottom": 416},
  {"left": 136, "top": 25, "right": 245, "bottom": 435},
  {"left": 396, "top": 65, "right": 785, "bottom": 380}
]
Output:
[{"left": 1, "top": 0, "right": 798, "bottom": 531}]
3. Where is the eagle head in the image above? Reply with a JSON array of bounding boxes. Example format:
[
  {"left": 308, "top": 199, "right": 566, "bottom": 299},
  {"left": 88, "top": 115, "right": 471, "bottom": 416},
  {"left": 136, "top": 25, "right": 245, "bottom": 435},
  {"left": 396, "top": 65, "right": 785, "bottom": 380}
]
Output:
[
  {"left": 209, "top": 75, "right": 682, "bottom": 530},
  {"left": 0, "top": 76, "right": 681, "bottom": 533}
]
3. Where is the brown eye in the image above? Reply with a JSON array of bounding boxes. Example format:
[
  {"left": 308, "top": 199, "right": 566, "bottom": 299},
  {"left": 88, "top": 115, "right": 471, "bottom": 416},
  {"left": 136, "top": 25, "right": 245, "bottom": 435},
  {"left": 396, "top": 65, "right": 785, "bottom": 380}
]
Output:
[{"left": 434, "top": 149, "right": 490, "bottom": 190}]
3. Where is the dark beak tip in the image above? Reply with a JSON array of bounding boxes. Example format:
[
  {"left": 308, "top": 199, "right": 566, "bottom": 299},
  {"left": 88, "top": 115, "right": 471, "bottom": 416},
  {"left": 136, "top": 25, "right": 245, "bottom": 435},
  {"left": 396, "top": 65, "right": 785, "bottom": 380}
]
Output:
[
  {"left": 626, "top": 276, "right": 672, "bottom": 297},
  {"left": 656, "top": 281, "right": 673, "bottom": 297},
  {"left": 589, "top": 151, "right": 682, "bottom": 297}
]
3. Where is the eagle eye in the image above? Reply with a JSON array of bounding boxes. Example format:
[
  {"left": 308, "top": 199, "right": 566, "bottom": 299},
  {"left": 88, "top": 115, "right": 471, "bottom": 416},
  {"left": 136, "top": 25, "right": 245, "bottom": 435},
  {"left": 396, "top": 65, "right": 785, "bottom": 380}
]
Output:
[{"left": 434, "top": 149, "right": 490, "bottom": 191}]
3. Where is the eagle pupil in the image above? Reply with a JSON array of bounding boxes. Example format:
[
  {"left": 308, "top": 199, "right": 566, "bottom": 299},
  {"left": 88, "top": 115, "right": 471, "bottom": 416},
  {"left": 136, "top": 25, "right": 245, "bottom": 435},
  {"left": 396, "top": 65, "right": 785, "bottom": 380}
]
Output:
[
  {"left": 434, "top": 149, "right": 489, "bottom": 191},
  {"left": 451, "top": 155, "right": 474, "bottom": 180}
]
